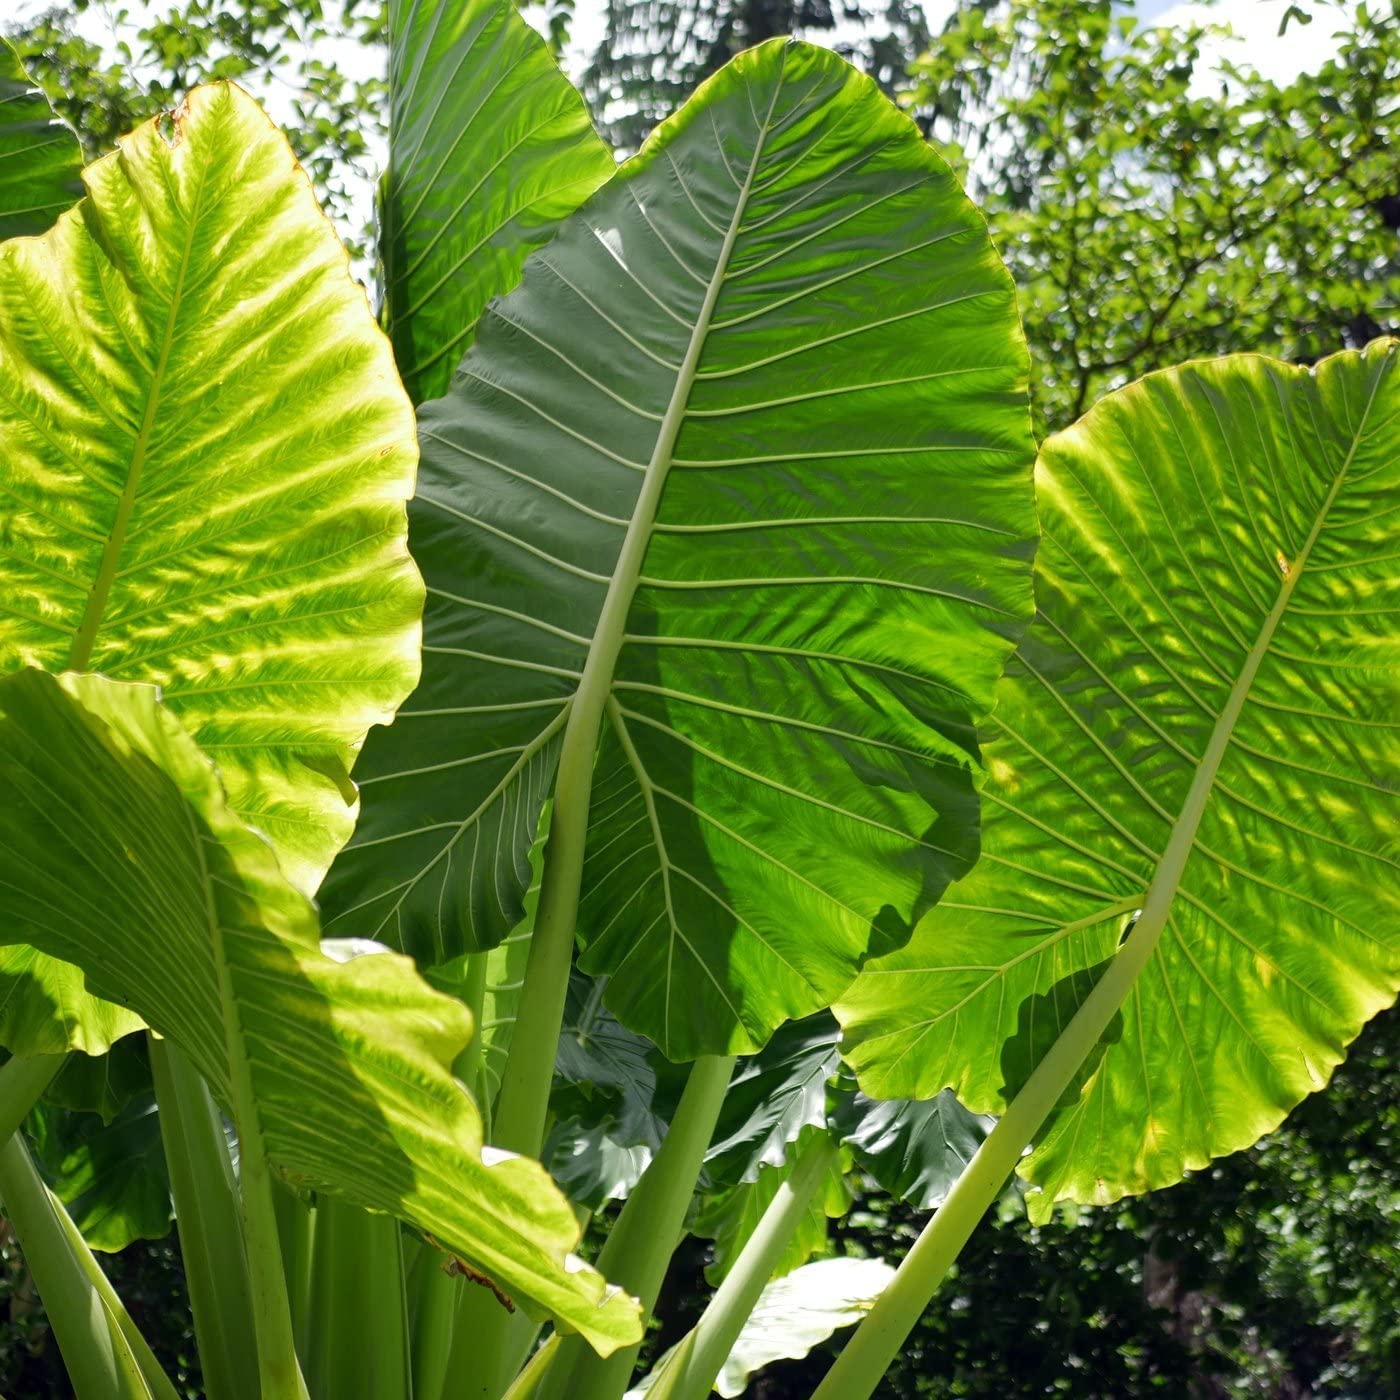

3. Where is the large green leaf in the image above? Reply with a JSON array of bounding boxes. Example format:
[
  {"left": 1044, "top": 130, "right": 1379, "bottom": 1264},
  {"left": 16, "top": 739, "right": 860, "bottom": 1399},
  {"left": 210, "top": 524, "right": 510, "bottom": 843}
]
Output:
[
  {"left": 0, "top": 39, "right": 82, "bottom": 239},
  {"left": 380, "top": 0, "right": 614, "bottom": 402},
  {"left": 323, "top": 38, "right": 1038, "bottom": 1059},
  {"left": 838, "top": 342, "right": 1400, "bottom": 1218},
  {"left": 0, "top": 81, "right": 421, "bottom": 895},
  {"left": 0, "top": 669, "right": 641, "bottom": 1354}
]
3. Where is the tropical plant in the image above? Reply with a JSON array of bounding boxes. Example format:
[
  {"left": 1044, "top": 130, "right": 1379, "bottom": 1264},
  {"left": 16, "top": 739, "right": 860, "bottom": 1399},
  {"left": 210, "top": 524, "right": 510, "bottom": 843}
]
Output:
[{"left": 0, "top": 5, "right": 1394, "bottom": 1400}]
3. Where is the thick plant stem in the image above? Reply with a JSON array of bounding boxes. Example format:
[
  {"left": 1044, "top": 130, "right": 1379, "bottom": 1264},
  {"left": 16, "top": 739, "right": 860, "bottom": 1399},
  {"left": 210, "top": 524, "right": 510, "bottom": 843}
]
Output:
[
  {"left": 539, "top": 1054, "right": 738, "bottom": 1400},
  {"left": 0, "top": 1052, "right": 63, "bottom": 1139},
  {"left": 50, "top": 1181, "right": 182, "bottom": 1400},
  {"left": 408, "top": 1237, "right": 461, "bottom": 1400},
  {"left": 237, "top": 1132, "right": 307, "bottom": 1400},
  {"left": 0, "top": 1132, "right": 149, "bottom": 1398},
  {"left": 646, "top": 1132, "right": 840, "bottom": 1400},
  {"left": 149, "top": 1035, "right": 261, "bottom": 1400},
  {"left": 306, "top": 1198, "right": 411, "bottom": 1400},
  {"left": 272, "top": 1181, "right": 316, "bottom": 1360}
]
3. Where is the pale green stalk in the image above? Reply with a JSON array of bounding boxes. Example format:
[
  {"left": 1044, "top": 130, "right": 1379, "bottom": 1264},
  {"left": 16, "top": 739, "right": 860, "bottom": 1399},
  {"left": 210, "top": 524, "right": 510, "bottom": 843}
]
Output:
[
  {"left": 272, "top": 1182, "right": 316, "bottom": 1359},
  {"left": 501, "top": 1334, "right": 561, "bottom": 1399},
  {"left": 538, "top": 1054, "right": 737, "bottom": 1400},
  {"left": 409, "top": 1237, "right": 461, "bottom": 1400},
  {"left": 645, "top": 1132, "right": 841, "bottom": 1400},
  {"left": 305, "top": 1197, "right": 411, "bottom": 1400},
  {"left": 813, "top": 493, "right": 1332, "bottom": 1400},
  {"left": 0, "top": 1052, "right": 63, "bottom": 1139},
  {"left": 148, "top": 1034, "right": 261, "bottom": 1400},
  {"left": 50, "top": 1178, "right": 182, "bottom": 1400},
  {"left": 0, "top": 1131, "right": 149, "bottom": 1398}
]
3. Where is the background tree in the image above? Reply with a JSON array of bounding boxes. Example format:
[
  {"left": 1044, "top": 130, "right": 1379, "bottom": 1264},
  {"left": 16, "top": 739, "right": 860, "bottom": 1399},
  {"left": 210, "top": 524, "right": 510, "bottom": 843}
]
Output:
[
  {"left": 581, "top": 0, "right": 933, "bottom": 147},
  {"left": 6, "top": 0, "right": 387, "bottom": 256},
  {"left": 905, "top": 0, "right": 1399, "bottom": 430}
]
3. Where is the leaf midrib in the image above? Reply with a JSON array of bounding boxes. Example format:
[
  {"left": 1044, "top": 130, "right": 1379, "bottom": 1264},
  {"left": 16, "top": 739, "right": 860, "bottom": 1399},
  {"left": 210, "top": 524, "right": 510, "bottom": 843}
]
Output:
[
  {"left": 551, "top": 59, "right": 787, "bottom": 789},
  {"left": 66, "top": 158, "right": 206, "bottom": 671},
  {"left": 1128, "top": 349, "right": 1393, "bottom": 948}
]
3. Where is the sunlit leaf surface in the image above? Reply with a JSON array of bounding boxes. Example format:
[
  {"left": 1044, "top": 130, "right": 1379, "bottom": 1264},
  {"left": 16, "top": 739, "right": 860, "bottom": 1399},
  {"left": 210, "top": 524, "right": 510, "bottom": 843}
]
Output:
[
  {"left": 0, "top": 82, "right": 421, "bottom": 1053},
  {"left": 0, "top": 670, "right": 640, "bottom": 1355},
  {"left": 839, "top": 342, "right": 1400, "bottom": 1216}
]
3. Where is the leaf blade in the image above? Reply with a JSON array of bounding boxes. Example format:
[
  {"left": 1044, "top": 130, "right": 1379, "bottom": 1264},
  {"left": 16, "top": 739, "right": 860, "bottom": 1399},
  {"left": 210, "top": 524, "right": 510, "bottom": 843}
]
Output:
[
  {"left": 0, "top": 669, "right": 641, "bottom": 1354},
  {"left": 838, "top": 342, "right": 1400, "bottom": 1214}
]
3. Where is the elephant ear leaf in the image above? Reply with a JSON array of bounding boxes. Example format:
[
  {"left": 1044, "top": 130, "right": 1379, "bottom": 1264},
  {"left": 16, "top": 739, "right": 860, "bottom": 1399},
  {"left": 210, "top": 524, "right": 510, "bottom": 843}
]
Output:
[
  {"left": 324, "top": 38, "right": 1038, "bottom": 1060},
  {"left": 0, "top": 669, "right": 641, "bottom": 1356},
  {"left": 0, "top": 39, "right": 82, "bottom": 238},
  {"left": 0, "top": 82, "right": 422, "bottom": 1053},
  {"left": 838, "top": 341, "right": 1400, "bottom": 1218},
  {"left": 0, "top": 81, "right": 421, "bottom": 891},
  {"left": 380, "top": 0, "right": 614, "bottom": 402}
]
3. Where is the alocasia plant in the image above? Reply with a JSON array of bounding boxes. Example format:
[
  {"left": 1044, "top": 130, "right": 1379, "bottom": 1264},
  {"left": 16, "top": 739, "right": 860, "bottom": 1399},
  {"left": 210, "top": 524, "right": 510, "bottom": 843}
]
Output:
[
  {"left": 0, "top": 5, "right": 1394, "bottom": 1399},
  {"left": 820, "top": 339, "right": 1400, "bottom": 1397},
  {"left": 323, "top": 33, "right": 1039, "bottom": 1152}
]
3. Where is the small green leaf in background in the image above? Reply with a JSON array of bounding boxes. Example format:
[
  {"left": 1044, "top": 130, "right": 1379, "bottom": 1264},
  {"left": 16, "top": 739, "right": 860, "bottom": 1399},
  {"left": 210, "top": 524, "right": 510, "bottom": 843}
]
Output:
[
  {"left": 832, "top": 1089, "right": 993, "bottom": 1211},
  {"left": 629, "top": 1257, "right": 896, "bottom": 1398},
  {"left": 704, "top": 1014, "right": 842, "bottom": 1187},
  {"left": 838, "top": 341, "right": 1400, "bottom": 1218},
  {"left": 325, "top": 37, "right": 1038, "bottom": 1061},
  {"left": 29, "top": 1094, "right": 171, "bottom": 1253},
  {"left": 380, "top": 0, "right": 615, "bottom": 403},
  {"left": 44, "top": 1034, "right": 152, "bottom": 1123},
  {"left": 0, "top": 37, "right": 82, "bottom": 238},
  {"left": 0, "top": 669, "right": 641, "bottom": 1355},
  {"left": 693, "top": 1126, "right": 851, "bottom": 1286},
  {"left": 545, "top": 974, "right": 671, "bottom": 1210}
]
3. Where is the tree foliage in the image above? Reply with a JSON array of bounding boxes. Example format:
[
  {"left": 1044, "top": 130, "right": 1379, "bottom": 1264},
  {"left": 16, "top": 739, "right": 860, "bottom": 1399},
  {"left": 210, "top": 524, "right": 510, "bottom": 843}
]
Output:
[
  {"left": 581, "top": 0, "right": 933, "bottom": 148},
  {"left": 908, "top": 0, "right": 1399, "bottom": 430}
]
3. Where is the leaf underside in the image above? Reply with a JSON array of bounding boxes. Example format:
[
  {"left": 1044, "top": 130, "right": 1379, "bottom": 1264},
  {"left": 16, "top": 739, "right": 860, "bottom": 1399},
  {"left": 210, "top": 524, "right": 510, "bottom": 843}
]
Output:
[
  {"left": 325, "top": 38, "right": 1038, "bottom": 1060},
  {"left": 0, "top": 40, "right": 82, "bottom": 239},
  {"left": 380, "top": 0, "right": 615, "bottom": 404},
  {"left": 838, "top": 341, "right": 1400, "bottom": 1216},
  {"left": 0, "top": 670, "right": 640, "bottom": 1355}
]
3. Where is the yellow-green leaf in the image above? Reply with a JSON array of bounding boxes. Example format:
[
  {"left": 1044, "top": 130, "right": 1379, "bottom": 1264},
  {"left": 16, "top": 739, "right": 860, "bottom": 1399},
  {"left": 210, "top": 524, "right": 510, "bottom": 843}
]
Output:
[{"left": 0, "top": 668, "right": 641, "bottom": 1355}]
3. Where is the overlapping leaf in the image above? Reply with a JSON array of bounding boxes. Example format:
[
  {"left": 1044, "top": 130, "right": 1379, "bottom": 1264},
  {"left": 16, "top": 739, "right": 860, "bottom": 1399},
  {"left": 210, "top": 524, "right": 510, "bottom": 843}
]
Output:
[
  {"left": 838, "top": 342, "right": 1400, "bottom": 1217},
  {"left": 380, "top": 0, "right": 614, "bottom": 402},
  {"left": 0, "top": 81, "right": 421, "bottom": 896},
  {"left": 0, "top": 670, "right": 640, "bottom": 1355},
  {"left": 325, "top": 38, "right": 1038, "bottom": 1059},
  {"left": 705, "top": 1013, "right": 841, "bottom": 1186},
  {"left": 0, "top": 40, "right": 82, "bottom": 239}
]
